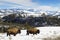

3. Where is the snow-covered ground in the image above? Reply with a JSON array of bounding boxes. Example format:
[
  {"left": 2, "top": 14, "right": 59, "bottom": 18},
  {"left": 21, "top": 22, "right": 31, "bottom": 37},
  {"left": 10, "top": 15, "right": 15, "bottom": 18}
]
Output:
[{"left": 0, "top": 27, "right": 60, "bottom": 40}]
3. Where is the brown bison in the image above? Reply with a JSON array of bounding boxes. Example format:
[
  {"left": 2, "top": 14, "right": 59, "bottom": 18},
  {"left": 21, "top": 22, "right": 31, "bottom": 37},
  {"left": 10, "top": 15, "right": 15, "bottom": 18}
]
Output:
[
  {"left": 26, "top": 28, "right": 40, "bottom": 35},
  {"left": 7, "top": 27, "right": 21, "bottom": 36}
]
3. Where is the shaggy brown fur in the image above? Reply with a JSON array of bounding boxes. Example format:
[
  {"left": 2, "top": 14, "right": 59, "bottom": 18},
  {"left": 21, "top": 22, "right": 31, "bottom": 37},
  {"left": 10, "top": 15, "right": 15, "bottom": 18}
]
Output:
[
  {"left": 27, "top": 28, "right": 40, "bottom": 35},
  {"left": 7, "top": 27, "right": 21, "bottom": 36}
]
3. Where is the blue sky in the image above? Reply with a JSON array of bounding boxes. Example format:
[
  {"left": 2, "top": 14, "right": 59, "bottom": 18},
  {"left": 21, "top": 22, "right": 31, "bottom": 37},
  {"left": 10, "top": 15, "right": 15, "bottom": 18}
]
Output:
[
  {"left": 32, "top": 0, "right": 60, "bottom": 6},
  {"left": 0, "top": 0, "right": 60, "bottom": 11}
]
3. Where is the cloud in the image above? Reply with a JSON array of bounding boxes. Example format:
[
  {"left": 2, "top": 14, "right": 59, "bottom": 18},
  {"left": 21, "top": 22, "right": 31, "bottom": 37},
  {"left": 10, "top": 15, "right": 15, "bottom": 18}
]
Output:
[
  {"left": 0, "top": 0, "right": 39, "bottom": 9},
  {"left": 0, "top": 0, "right": 60, "bottom": 11},
  {"left": 1, "top": 0, "right": 38, "bottom": 7},
  {"left": 34, "top": 6, "right": 60, "bottom": 11}
]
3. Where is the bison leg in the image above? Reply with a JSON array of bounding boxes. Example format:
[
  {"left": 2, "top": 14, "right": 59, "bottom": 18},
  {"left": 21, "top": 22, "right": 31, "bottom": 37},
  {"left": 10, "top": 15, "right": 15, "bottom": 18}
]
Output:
[
  {"left": 7, "top": 33, "right": 8, "bottom": 36},
  {"left": 27, "top": 33, "right": 29, "bottom": 35},
  {"left": 33, "top": 32, "right": 37, "bottom": 35},
  {"left": 26, "top": 32, "right": 29, "bottom": 35},
  {"left": 26, "top": 31, "right": 29, "bottom": 35},
  {"left": 7, "top": 33, "right": 10, "bottom": 36},
  {"left": 33, "top": 33, "right": 34, "bottom": 35},
  {"left": 36, "top": 33, "right": 37, "bottom": 35},
  {"left": 9, "top": 34, "right": 10, "bottom": 36},
  {"left": 14, "top": 34, "right": 16, "bottom": 36}
]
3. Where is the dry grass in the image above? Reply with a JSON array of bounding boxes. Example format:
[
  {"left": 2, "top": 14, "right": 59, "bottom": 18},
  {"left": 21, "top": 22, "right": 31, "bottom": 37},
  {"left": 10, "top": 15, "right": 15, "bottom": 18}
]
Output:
[{"left": 42, "top": 35, "right": 60, "bottom": 40}]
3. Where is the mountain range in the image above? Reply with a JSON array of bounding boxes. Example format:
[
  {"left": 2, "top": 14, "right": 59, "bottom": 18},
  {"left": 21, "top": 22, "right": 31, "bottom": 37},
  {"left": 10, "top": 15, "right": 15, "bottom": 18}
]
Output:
[{"left": 0, "top": 9, "right": 60, "bottom": 17}]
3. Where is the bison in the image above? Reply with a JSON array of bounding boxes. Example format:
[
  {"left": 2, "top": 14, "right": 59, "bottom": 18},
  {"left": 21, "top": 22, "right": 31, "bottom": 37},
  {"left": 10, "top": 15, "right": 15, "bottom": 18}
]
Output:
[
  {"left": 7, "top": 27, "right": 21, "bottom": 36},
  {"left": 26, "top": 28, "right": 40, "bottom": 35}
]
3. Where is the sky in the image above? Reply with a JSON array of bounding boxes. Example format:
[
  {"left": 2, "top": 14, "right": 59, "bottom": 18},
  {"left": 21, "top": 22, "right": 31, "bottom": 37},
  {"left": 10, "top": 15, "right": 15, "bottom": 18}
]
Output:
[{"left": 0, "top": 0, "right": 60, "bottom": 11}]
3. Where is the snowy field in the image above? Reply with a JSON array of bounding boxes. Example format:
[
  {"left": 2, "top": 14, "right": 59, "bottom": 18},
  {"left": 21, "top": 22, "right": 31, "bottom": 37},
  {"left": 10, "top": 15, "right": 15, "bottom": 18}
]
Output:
[{"left": 0, "top": 26, "right": 60, "bottom": 40}]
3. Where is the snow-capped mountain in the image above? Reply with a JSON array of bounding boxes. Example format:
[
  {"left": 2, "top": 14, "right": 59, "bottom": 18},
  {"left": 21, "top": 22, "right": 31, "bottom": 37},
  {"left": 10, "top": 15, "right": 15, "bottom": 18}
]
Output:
[{"left": 0, "top": 9, "right": 60, "bottom": 17}]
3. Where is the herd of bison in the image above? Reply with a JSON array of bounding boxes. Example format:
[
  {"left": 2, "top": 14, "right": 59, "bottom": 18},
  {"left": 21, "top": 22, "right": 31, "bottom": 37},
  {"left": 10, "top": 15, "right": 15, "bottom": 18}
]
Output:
[{"left": 0, "top": 27, "right": 40, "bottom": 36}]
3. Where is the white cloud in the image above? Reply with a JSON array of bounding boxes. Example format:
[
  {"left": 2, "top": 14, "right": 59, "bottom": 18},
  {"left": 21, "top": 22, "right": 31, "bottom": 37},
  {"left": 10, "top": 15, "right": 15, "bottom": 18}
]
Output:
[
  {"left": 34, "top": 6, "right": 60, "bottom": 11},
  {"left": 0, "top": 0, "right": 60, "bottom": 11},
  {"left": 1, "top": 0, "right": 38, "bottom": 7}
]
